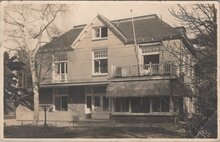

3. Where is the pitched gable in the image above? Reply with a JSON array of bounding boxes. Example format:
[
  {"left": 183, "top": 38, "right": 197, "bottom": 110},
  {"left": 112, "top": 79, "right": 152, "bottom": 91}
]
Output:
[
  {"left": 112, "top": 14, "right": 180, "bottom": 44},
  {"left": 38, "top": 26, "right": 84, "bottom": 53},
  {"left": 39, "top": 14, "right": 183, "bottom": 53}
]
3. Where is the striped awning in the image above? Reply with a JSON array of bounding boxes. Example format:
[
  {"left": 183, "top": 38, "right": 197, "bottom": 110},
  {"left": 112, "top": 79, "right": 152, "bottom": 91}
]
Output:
[{"left": 106, "top": 79, "right": 193, "bottom": 97}]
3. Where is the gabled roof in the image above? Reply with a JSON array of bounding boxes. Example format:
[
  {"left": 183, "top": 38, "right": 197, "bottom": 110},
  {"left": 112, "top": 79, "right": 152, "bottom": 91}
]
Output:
[
  {"left": 112, "top": 14, "right": 180, "bottom": 44},
  {"left": 38, "top": 27, "right": 84, "bottom": 53},
  {"left": 38, "top": 14, "right": 182, "bottom": 53},
  {"left": 97, "top": 14, "right": 128, "bottom": 44}
]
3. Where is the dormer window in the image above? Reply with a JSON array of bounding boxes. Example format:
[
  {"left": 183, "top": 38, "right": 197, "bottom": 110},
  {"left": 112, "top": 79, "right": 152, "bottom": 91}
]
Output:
[{"left": 93, "top": 27, "right": 108, "bottom": 39}]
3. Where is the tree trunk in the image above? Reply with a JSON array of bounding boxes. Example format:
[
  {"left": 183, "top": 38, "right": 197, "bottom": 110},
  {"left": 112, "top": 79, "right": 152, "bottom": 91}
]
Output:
[{"left": 30, "top": 60, "right": 40, "bottom": 125}]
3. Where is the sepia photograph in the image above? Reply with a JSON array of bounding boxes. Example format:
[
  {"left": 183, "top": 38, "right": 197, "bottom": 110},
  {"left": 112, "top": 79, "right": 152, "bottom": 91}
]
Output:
[{"left": 1, "top": 0, "right": 218, "bottom": 140}]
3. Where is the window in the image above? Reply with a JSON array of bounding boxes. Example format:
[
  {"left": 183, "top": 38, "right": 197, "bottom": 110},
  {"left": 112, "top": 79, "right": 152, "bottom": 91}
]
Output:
[
  {"left": 131, "top": 97, "right": 150, "bottom": 113},
  {"left": 55, "top": 96, "right": 68, "bottom": 111},
  {"left": 93, "top": 27, "right": 108, "bottom": 39},
  {"left": 93, "top": 49, "right": 108, "bottom": 74},
  {"left": 53, "top": 88, "right": 68, "bottom": 111},
  {"left": 103, "top": 96, "right": 109, "bottom": 111},
  {"left": 152, "top": 97, "right": 170, "bottom": 112},
  {"left": 115, "top": 98, "right": 129, "bottom": 112},
  {"left": 54, "top": 53, "right": 67, "bottom": 75},
  {"left": 94, "top": 96, "right": 101, "bottom": 107},
  {"left": 141, "top": 45, "right": 159, "bottom": 63},
  {"left": 142, "top": 54, "right": 160, "bottom": 73},
  {"left": 86, "top": 96, "right": 92, "bottom": 110},
  {"left": 143, "top": 54, "right": 159, "bottom": 65}
]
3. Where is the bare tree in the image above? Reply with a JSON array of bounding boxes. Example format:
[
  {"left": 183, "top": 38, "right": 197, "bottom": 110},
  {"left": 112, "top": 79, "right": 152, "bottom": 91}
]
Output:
[
  {"left": 169, "top": 4, "right": 217, "bottom": 137},
  {"left": 3, "top": 4, "right": 68, "bottom": 124}
]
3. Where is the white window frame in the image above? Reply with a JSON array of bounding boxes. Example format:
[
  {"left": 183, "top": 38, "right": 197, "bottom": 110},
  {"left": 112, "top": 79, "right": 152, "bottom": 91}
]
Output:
[
  {"left": 111, "top": 96, "right": 172, "bottom": 115},
  {"left": 53, "top": 61, "right": 68, "bottom": 75},
  {"left": 52, "top": 53, "right": 68, "bottom": 82},
  {"left": 92, "top": 49, "right": 108, "bottom": 76},
  {"left": 92, "top": 27, "right": 108, "bottom": 40},
  {"left": 141, "top": 47, "right": 160, "bottom": 65},
  {"left": 53, "top": 88, "right": 68, "bottom": 111}
]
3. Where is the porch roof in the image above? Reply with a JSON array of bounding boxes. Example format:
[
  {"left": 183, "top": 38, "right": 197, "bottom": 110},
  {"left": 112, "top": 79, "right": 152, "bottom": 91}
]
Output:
[
  {"left": 40, "top": 81, "right": 109, "bottom": 88},
  {"left": 106, "top": 79, "right": 193, "bottom": 97}
]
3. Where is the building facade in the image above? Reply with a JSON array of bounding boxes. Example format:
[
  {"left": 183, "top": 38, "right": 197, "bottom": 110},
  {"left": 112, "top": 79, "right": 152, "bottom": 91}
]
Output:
[{"left": 16, "top": 14, "right": 196, "bottom": 122}]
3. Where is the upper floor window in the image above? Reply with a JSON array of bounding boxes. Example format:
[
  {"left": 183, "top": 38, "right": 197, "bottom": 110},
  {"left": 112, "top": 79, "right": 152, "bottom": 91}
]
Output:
[
  {"left": 53, "top": 53, "right": 67, "bottom": 75},
  {"left": 93, "top": 27, "right": 108, "bottom": 39},
  {"left": 93, "top": 49, "right": 108, "bottom": 75},
  {"left": 140, "top": 44, "right": 160, "bottom": 75},
  {"left": 140, "top": 44, "right": 160, "bottom": 65}
]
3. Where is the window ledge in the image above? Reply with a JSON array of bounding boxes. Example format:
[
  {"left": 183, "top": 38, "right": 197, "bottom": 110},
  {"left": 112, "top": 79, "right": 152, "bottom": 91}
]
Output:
[
  {"left": 92, "top": 73, "right": 108, "bottom": 77},
  {"left": 92, "top": 37, "right": 108, "bottom": 41},
  {"left": 111, "top": 112, "right": 176, "bottom": 116}
]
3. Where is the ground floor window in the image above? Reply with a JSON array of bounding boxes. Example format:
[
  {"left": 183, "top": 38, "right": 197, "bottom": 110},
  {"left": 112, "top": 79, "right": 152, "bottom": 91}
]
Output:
[
  {"left": 174, "top": 97, "right": 183, "bottom": 113},
  {"left": 86, "top": 95, "right": 109, "bottom": 112},
  {"left": 115, "top": 98, "right": 129, "bottom": 112},
  {"left": 54, "top": 96, "right": 68, "bottom": 111},
  {"left": 112, "top": 96, "right": 171, "bottom": 113},
  {"left": 103, "top": 96, "right": 109, "bottom": 111},
  {"left": 86, "top": 96, "right": 92, "bottom": 110},
  {"left": 152, "top": 97, "right": 170, "bottom": 112},
  {"left": 53, "top": 88, "right": 68, "bottom": 111},
  {"left": 94, "top": 96, "right": 101, "bottom": 107},
  {"left": 131, "top": 97, "right": 150, "bottom": 113}
]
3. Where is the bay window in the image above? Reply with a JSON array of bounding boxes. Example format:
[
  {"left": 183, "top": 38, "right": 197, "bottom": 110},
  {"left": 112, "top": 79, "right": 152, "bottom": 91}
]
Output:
[{"left": 112, "top": 96, "right": 171, "bottom": 114}]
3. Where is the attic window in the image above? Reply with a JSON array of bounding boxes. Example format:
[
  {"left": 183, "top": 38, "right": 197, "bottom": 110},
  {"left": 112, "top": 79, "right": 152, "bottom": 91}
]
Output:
[{"left": 93, "top": 27, "right": 108, "bottom": 39}]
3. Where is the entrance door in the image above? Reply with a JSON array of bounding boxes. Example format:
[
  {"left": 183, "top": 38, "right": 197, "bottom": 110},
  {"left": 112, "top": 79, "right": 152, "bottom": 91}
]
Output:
[{"left": 86, "top": 96, "right": 109, "bottom": 113}]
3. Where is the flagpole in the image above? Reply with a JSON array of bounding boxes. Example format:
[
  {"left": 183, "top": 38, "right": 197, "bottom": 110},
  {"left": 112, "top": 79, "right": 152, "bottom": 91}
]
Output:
[{"left": 130, "top": 9, "right": 140, "bottom": 76}]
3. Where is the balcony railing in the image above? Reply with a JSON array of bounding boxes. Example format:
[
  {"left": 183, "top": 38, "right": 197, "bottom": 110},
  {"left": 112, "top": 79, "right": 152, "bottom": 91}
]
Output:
[
  {"left": 52, "top": 74, "right": 67, "bottom": 83},
  {"left": 112, "top": 63, "right": 176, "bottom": 78}
]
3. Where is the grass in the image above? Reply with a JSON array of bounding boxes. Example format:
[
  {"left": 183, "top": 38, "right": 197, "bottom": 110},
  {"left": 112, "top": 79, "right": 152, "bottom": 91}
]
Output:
[{"left": 4, "top": 125, "right": 186, "bottom": 138}]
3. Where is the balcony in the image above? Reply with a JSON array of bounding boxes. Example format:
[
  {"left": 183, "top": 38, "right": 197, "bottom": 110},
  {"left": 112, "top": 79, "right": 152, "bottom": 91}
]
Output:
[{"left": 111, "top": 63, "right": 176, "bottom": 78}]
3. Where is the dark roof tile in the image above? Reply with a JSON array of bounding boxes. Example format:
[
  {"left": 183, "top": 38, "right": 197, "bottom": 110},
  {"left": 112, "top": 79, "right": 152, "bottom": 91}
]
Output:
[
  {"left": 39, "top": 14, "right": 181, "bottom": 52},
  {"left": 38, "top": 27, "right": 84, "bottom": 53},
  {"left": 113, "top": 15, "right": 180, "bottom": 43}
]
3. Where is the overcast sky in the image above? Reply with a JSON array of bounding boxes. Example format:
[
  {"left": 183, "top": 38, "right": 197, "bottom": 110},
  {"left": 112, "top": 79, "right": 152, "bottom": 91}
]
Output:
[{"left": 55, "top": 2, "right": 182, "bottom": 32}]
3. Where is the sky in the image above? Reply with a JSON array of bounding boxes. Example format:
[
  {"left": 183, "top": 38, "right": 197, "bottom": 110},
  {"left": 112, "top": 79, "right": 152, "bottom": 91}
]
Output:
[
  {"left": 1, "top": 1, "right": 218, "bottom": 52},
  {"left": 55, "top": 2, "right": 182, "bottom": 33}
]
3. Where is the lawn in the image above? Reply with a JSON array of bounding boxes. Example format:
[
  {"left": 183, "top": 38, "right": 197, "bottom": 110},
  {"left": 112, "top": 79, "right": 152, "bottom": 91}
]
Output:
[{"left": 4, "top": 125, "right": 186, "bottom": 138}]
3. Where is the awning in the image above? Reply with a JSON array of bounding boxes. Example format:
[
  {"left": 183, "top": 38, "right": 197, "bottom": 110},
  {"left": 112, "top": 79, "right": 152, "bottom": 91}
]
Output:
[{"left": 106, "top": 79, "right": 193, "bottom": 97}]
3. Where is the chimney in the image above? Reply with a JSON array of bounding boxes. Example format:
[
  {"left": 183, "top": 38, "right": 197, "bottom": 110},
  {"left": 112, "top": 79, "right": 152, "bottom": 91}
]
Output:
[
  {"left": 175, "top": 26, "right": 186, "bottom": 35},
  {"left": 52, "top": 36, "right": 58, "bottom": 40}
]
